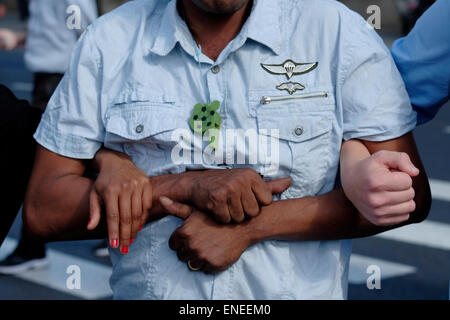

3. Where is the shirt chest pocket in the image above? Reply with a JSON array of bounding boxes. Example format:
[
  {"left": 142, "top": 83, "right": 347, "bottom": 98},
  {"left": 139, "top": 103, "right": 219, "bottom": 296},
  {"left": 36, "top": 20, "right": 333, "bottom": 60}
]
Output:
[
  {"left": 250, "top": 89, "right": 335, "bottom": 197},
  {"left": 105, "top": 101, "right": 189, "bottom": 161}
]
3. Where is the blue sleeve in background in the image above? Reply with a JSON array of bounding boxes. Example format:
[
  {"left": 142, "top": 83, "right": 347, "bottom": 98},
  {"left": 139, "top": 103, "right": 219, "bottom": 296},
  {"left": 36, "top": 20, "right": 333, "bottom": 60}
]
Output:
[{"left": 391, "top": 0, "right": 450, "bottom": 125}]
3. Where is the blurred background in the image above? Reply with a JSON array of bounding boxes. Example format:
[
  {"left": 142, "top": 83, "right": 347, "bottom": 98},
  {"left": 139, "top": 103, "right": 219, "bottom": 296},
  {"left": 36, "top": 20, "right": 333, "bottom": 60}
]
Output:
[{"left": 0, "top": 0, "right": 448, "bottom": 300}]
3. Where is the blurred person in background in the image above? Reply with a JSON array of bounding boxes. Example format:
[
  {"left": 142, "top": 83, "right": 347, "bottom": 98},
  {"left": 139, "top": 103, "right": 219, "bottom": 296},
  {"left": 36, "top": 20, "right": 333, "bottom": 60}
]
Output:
[
  {"left": 392, "top": 0, "right": 449, "bottom": 124},
  {"left": 0, "top": 85, "right": 41, "bottom": 246},
  {"left": 18, "top": 0, "right": 29, "bottom": 21},
  {"left": 0, "top": 0, "right": 29, "bottom": 20},
  {"left": 0, "top": 1, "right": 6, "bottom": 18},
  {"left": 340, "top": 0, "right": 448, "bottom": 229},
  {"left": 25, "top": 1, "right": 97, "bottom": 111},
  {"left": 0, "top": 0, "right": 98, "bottom": 274},
  {"left": 394, "top": 0, "right": 435, "bottom": 35}
]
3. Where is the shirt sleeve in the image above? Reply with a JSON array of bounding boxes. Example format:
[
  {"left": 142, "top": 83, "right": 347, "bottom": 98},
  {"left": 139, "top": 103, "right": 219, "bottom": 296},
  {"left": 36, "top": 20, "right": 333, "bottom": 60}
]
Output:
[
  {"left": 391, "top": 0, "right": 450, "bottom": 125},
  {"left": 341, "top": 13, "right": 417, "bottom": 142},
  {"left": 34, "top": 26, "right": 105, "bottom": 159}
]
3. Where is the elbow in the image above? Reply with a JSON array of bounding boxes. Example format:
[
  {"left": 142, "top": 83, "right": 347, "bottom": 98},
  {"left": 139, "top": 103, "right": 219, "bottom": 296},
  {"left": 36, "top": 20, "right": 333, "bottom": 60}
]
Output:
[
  {"left": 410, "top": 181, "right": 432, "bottom": 224},
  {"left": 23, "top": 198, "right": 51, "bottom": 240}
]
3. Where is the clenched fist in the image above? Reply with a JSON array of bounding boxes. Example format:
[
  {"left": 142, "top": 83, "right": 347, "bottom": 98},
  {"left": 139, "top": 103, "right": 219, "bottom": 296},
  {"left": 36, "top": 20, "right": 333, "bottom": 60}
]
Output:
[
  {"left": 186, "top": 168, "right": 291, "bottom": 223},
  {"left": 342, "top": 148, "right": 419, "bottom": 226}
]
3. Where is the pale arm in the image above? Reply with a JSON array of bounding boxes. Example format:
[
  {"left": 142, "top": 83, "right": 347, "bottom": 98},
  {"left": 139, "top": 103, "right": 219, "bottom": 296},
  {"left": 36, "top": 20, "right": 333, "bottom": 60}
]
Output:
[{"left": 340, "top": 139, "right": 420, "bottom": 226}]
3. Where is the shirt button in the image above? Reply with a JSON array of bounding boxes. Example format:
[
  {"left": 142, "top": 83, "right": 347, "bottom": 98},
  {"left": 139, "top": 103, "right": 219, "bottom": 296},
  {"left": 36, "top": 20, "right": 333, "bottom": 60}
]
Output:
[
  {"left": 211, "top": 65, "right": 220, "bottom": 74},
  {"left": 294, "top": 126, "right": 304, "bottom": 136},
  {"left": 136, "top": 124, "right": 144, "bottom": 134}
]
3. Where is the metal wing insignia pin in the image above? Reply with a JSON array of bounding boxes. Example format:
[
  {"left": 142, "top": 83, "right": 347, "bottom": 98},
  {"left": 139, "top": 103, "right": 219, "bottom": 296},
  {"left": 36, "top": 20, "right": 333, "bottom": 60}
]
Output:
[
  {"left": 261, "top": 59, "right": 318, "bottom": 80},
  {"left": 276, "top": 82, "right": 305, "bottom": 95}
]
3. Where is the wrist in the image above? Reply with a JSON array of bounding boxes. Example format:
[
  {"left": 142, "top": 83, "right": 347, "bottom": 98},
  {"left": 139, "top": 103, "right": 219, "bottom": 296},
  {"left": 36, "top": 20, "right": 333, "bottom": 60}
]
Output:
[
  {"left": 241, "top": 222, "right": 259, "bottom": 247},
  {"left": 150, "top": 171, "right": 198, "bottom": 205},
  {"left": 241, "top": 206, "right": 273, "bottom": 246},
  {"left": 340, "top": 140, "right": 370, "bottom": 170},
  {"left": 93, "top": 148, "right": 131, "bottom": 171}
]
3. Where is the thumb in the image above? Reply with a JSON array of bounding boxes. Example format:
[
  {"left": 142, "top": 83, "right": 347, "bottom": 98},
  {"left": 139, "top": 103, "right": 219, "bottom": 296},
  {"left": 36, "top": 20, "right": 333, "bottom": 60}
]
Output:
[
  {"left": 265, "top": 177, "right": 292, "bottom": 194},
  {"left": 159, "top": 196, "right": 193, "bottom": 220},
  {"left": 87, "top": 190, "right": 102, "bottom": 230},
  {"left": 375, "top": 151, "right": 419, "bottom": 177}
]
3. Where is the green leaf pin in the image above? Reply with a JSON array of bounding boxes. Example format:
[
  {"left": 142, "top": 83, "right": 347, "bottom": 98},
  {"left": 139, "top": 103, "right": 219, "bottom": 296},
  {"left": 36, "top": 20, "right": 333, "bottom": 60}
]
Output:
[{"left": 189, "top": 100, "right": 222, "bottom": 150}]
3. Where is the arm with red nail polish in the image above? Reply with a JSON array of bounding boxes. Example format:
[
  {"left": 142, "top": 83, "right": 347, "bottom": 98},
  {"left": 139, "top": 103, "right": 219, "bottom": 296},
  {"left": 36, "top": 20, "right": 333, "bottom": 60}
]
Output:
[
  {"left": 23, "top": 146, "right": 290, "bottom": 243},
  {"left": 22, "top": 146, "right": 193, "bottom": 243},
  {"left": 88, "top": 148, "right": 153, "bottom": 252}
]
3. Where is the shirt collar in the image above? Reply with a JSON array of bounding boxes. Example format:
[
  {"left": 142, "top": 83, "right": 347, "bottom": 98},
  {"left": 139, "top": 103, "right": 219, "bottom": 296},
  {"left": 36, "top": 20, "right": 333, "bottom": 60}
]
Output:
[{"left": 148, "top": 0, "right": 282, "bottom": 58}]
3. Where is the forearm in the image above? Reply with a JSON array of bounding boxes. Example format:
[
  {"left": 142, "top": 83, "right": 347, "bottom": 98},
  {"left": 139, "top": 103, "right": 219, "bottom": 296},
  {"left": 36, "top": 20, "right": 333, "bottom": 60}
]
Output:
[
  {"left": 93, "top": 148, "right": 194, "bottom": 220},
  {"left": 340, "top": 139, "right": 370, "bottom": 171},
  {"left": 243, "top": 189, "right": 387, "bottom": 244},
  {"left": 25, "top": 147, "right": 197, "bottom": 241},
  {"left": 245, "top": 152, "right": 430, "bottom": 244},
  {"left": 25, "top": 171, "right": 196, "bottom": 241},
  {"left": 24, "top": 173, "right": 104, "bottom": 241},
  {"left": 147, "top": 171, "right": 196, "bottom": 219}
]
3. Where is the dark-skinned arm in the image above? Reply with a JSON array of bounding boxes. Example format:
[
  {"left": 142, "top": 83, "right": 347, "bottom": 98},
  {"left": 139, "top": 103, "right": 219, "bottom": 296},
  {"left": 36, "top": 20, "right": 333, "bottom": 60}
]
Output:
[
  {"left": 162, "top": 132, "right": 431, "bottom": 272},
  {"left": 23, "top": 145, "right": 289, "bottom": 243},
  {"left": 23, "top": 145, "right": 194, "bottom": 242}
]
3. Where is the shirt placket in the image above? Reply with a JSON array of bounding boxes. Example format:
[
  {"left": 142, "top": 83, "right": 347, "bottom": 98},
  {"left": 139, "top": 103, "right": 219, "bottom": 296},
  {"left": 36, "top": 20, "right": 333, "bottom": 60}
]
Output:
[
  {"left": 205, "top": 61, "right": 233, "bottom": 169},
  {"left": 203, "top": 62, "right": 234, "bottom": 299}
]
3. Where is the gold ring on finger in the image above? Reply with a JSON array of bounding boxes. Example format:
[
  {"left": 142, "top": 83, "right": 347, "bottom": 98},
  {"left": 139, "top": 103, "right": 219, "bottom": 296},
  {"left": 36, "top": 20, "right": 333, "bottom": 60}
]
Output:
[{"left": 187, "top": 259, "right": 201, "bottom": 271}]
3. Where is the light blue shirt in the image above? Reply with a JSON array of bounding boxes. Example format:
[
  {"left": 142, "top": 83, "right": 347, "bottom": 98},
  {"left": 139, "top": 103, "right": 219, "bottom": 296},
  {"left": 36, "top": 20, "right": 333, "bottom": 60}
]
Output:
[
  {"left": 35, "top": 0, "right": 416, "bottom": 299},
  {"left": 25, "top": 0, "right": 98, "bottom": 73},
  {"left": 391, "top": 0, "right": 450, "bottom": 125}
]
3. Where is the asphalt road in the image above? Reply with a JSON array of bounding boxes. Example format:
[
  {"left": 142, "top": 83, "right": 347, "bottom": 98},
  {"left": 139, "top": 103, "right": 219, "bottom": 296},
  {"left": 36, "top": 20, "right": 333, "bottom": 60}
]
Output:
[{"left": 0, "top": 43, "right": 449, "bottom": 300}]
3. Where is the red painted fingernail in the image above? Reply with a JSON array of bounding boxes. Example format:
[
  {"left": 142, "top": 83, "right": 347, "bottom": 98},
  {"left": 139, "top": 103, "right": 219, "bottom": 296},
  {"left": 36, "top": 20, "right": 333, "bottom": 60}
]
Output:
[
  {"left": 87, "top": 220, "right": 91, "bottom": 227},
  {"left": 121, "top": 246, "right": 129, "bottom": 254},
  {"left": 138, "top": 225, "right": 143, "bottom": 231},
  {"left": 130, "top": 238, "right": 134, "bottom": 245},
  {"left": 110, "top": 239, "right": 119, "bottom": 248}
]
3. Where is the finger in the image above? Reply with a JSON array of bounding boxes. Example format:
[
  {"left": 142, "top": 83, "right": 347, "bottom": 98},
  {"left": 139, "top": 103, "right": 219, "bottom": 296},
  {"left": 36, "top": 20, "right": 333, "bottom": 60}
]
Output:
[
  {"left": 228, "top": 196, "right": 245, "bottom": 223},
  {"left": 211, "top": 203, "right": 231, "bottom": 224},
  {"left": 203, "top": 262, "right": 223, "bottom": 274},
  {"left": 241, "top": 188, "right": 260, "bottom": 217},
  {"left": 140, "top": 183, "right": 153, "bottom": 230},
  {"left": 130, "top": 190, "right": 142, "bottom": 242},
  {"left": 119, "top": 190, "right": 132, "bottom": 254},
  {"left": 169, "top": 231, "right": 183, "bottom": 251},
  {"left": 187, "top": 258, "right": 205, "bottom": 272},
  {"left": 87, "top": 190, "right": 102, "bottom": 231},
  {"left": 376, "top": 214, "right": 411, "bottom": 226},
  {"left": 160, "top": 196, "right": 194, "bottom": 220},
  {"left": 376, "top": 200, "right": 416, "bottom": 217},
  {"left": 265, "top": 177, "right": 292, "bottom": 195},
  {"left": 377, "top": 188, "right": 415, "bottom": 206},
  {"left": 104, "top": 191, "right": 120, "bottom": 249},
  {"left": 379, "top": 171, "right": 413, "bottom": 191},
  {"left": 177, "top": 247, "right": 190, "bottom": 263},
  {"left": 375, "top": 151, "right": 419, "bottom": 177},
  {"left": 251, "top": 180, "right": 273, "bottom": 206}
]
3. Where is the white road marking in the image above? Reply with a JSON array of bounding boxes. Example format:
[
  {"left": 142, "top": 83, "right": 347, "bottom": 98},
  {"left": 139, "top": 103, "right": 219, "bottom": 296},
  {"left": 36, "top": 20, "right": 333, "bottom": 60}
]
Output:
[
  {"left": 349, "top": 254, "right": 417, "bottom": 285},
  {"left": 429, "top": 179, "right": 450, "bottom": 202},
  {"left": 1, "top": 237, "right": 418, "bottom": 294},
  {"left": 375, "top": 220, "right": 450, "bottom": 251},
  {"left": 1, "top": 219, "right": 448, "bottom": 297},
  {"left": 0, "top": 238, "right": 113, "bottom": 300}
]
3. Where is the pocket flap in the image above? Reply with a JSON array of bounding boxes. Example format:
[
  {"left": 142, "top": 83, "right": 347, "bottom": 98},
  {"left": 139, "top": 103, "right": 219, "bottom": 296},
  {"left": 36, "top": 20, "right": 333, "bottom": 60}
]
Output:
[
  {"left": 256, "top": 110, "right": 332, "bottom": 143},
  {"left": 106, "top": 104, "right": 185, "bottom": 140}
]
